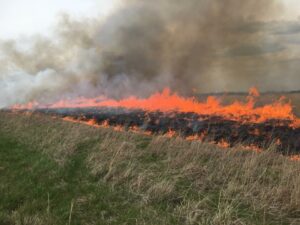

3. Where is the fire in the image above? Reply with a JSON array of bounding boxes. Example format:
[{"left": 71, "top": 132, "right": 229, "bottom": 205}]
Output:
[
  {"left": 113, "top": 125, "right": 124, "bottom": 132},
  {"left": 216, "top": 139, "right": 231, "bottom": 149},
  {"left": 63, "top": 117, "right": 100, "bottom": 128},
  {"left": 165, "top": 129, "right": 176, "bottom": 138},
  {"left": 249, "top": 87, "right": 260, "bottom": 98},
  {"left": 100, "top": 120, "right": 110, "bottom": 128},
  {"left": 86, "top": 119, "right": 100, "bottom": 127},
  {"left": 291, "top": 155, "right": 300, "bottom": 161},
  {"left": 185, "top": 132, "right": 207, "bottom": 142},
  {"left": 11, "top": 87, "right": 300, "bottom": 128},
  {"left": 186, "top": 135, "right": 200, "bottom": 141}
]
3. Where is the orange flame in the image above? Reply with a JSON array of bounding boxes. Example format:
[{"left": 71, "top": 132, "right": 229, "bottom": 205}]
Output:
[
  {"left": 291, "top": 155, "right": 300, "bottom": 161},
  {"left": 216, "top": 139, "right": 231, "bottom": 149},
  {"left": 100, "top": 120, "right": 110, "bottom": 128},
  {"left": 186, "top": 135, "right": 200, "bottom": 141},
  {"left": 165, "top": 129, "right": 176, "bottom": 138},
  {"left": 113, "top": 125, "right": 124, "bottom": 132},
  {"left": 62, "top": 117, "right": 100, "bottom": 128},
  {"left": 11, "top": 87, "right": 300, "bottom": 128}
]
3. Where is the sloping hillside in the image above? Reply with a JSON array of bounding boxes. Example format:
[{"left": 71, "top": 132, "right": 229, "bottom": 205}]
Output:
[{"left": 0, "top": 112, "right": 300, "bottom": 225}]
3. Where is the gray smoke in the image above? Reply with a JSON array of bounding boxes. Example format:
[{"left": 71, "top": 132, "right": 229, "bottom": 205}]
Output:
[{"left": 1, "top": 0, "right": 293, "bottom": 107}]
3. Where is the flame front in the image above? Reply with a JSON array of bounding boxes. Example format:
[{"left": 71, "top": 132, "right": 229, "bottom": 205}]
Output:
[{"left": 11, "top": 87, "right": 300, "bottom": 128}]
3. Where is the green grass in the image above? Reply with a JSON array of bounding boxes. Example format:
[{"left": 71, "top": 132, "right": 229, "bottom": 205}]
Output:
[
  {"left": 0, "top": 111, "right": 300, "bottom": 224},
  {"left": 0, "top": 133, "right": 173, "bottom": 225}
]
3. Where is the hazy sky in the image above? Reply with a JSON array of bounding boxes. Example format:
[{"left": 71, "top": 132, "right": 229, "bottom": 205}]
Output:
[
  {"left": 0, "top": 0, "right": 299, "bottom": 39},
  {"left": 0, "top": 0, "right": 118, "bottom": 39},
  {"left": 283, "top": 0, "right": 300, "bottom": 19}
]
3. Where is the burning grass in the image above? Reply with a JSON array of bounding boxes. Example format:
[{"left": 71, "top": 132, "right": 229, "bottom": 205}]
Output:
[
  {"left": 1, "top": 111, "right": 300, "bottom": 224},
  {"left": 22, "top": 107, "right": 300, "bottom": 156},
  {"left": 9, "top": 88, "right": 300, "bottom": 156},
  {"left": 11, "top": 88, "right": 300, "bottom": 127}
]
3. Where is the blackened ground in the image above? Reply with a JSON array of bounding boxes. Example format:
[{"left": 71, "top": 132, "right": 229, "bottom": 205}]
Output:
[{"left": 34, "top": 107, "right": 300, "bottom": 154}]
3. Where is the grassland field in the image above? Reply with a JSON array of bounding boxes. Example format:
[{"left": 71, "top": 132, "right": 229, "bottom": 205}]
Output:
[{"left": 0, "top": 102, "right": 300, "bottom": 224}]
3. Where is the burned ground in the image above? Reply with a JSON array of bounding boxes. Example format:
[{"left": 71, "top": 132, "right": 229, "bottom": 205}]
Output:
[{"left": 32, "top": 107, "right": 300, "bottom": 154}]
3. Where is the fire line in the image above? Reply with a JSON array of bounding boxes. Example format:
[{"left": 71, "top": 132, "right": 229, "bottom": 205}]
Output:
[{"left": 9, "top": 87, "right": 300, "bottom": 159}]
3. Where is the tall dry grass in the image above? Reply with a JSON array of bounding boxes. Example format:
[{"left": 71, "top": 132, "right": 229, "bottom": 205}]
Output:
[{"left": 1, "top": 111, "right": 300, "bottom": 224}]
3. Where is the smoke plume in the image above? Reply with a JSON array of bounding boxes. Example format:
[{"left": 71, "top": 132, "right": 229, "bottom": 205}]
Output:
[{"left": 0, "top": 0, "right": 287, "bottom": 107}]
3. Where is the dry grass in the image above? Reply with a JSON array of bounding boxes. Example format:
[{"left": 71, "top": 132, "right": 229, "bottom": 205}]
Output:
[
  {"left": 1, "top": 111, "right": 300, "bottom": 224},
  {"left": 87, "top": 134, "right": 300, "bottom": 224}
]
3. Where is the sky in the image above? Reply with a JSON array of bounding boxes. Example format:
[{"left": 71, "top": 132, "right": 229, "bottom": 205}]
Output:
[
  {"left": 0, "top": 0, "right": 118, "bottom": 39},
  {"left": 0, "top": 0, "right": 299, "bottom": 39},
  {"left": 283, "top": 0, "right": 300, "bottom": 19}
]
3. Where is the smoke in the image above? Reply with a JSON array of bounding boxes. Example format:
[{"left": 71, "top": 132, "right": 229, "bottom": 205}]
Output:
[{"left": 0, "top": 0, "right": 286, "bottom": 107}]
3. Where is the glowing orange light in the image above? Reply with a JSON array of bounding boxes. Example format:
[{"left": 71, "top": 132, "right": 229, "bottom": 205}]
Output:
[
  {"left": 217, "top": 139, "right": 231, "bottom": 148},
  {"left": 165, "top": 129, "right": 176, "bottom": 138},
  {"left": 11, "top": 87, "right": 300, "bottom": 128},
  {"left": 290, "top": 155, "right": 300, "bottom": 161}
]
